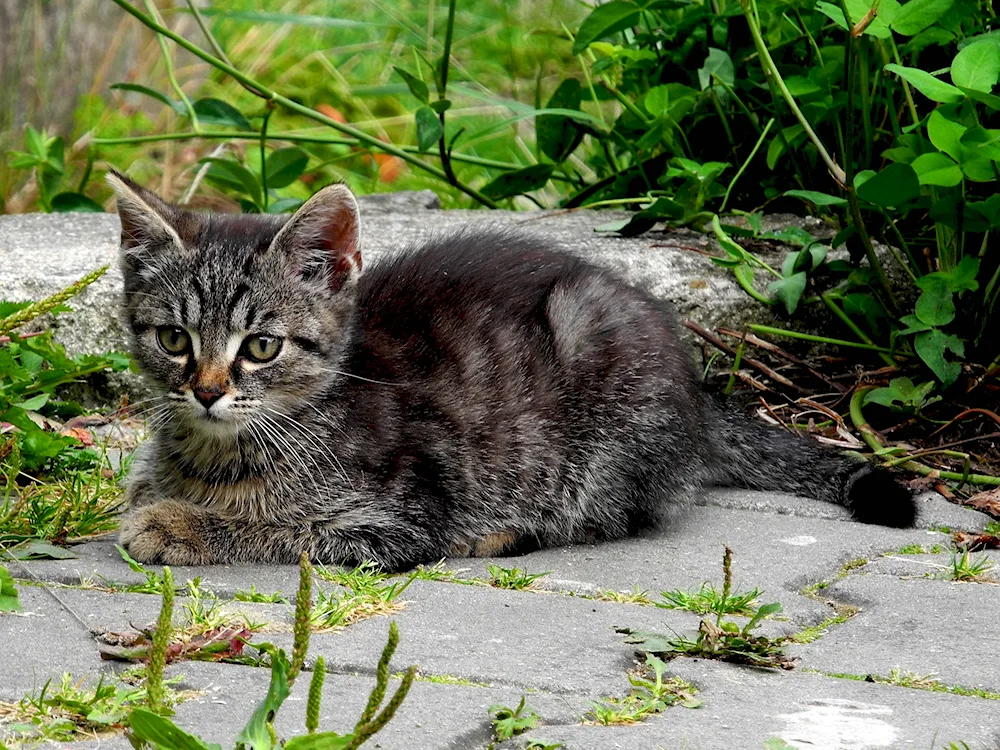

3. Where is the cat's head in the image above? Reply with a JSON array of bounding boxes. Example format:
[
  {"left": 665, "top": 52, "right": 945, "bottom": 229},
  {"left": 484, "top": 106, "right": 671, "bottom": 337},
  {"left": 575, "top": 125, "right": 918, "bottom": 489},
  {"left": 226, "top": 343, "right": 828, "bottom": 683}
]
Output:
[{"left": 109, "top": 171, "right": 362, "bottom": 437}]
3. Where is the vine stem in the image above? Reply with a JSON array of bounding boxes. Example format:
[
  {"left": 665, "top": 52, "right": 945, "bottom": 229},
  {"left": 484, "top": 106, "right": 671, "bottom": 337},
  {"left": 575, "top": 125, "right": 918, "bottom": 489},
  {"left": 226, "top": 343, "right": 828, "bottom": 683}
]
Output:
[
  {"left": 92, "top": 129, "right": 574, "bottom": 178},
  {"left": 849, "top": 388, "right": 1000, "bottom": 486},
  {"left": 739, "top": 0, "right": 845, "bottom": 185},
  {"left": 141, "top": 0, "right": 199, "bottom": 130},
  {"left": 436, "top": 0, "right": 459, "bottom": 187},
  {"left": 748, "top": 324, "right": 893, "bottom": 352},
  {"left": 106, "top": 0, "right": 500, "bottom": 208},
  {"left": 720, "top": 117, "right": 774, "bottom": 212}
]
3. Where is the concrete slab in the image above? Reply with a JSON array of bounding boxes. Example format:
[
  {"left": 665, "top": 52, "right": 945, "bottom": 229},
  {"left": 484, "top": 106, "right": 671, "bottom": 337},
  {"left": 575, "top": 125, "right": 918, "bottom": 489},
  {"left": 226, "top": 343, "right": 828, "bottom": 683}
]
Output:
[
  {"left": 792, "top": 574, "right": 1000, "bottom": 692},
  {"left": 436, "top": 504, "right": 953, "bottom": 629},
  {"left": 499, "top": 660, "right": 1000, "bottom": 749}
]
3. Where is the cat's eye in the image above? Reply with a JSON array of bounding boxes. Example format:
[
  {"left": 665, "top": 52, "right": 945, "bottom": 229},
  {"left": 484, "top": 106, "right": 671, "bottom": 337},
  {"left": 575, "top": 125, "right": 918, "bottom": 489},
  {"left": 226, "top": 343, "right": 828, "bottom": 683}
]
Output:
[
  {"left": 157, "top": 326, "right": 191, "bottom": 355},
  {"left": 241, "top": 334, "right": 283, "bottom": 363}
]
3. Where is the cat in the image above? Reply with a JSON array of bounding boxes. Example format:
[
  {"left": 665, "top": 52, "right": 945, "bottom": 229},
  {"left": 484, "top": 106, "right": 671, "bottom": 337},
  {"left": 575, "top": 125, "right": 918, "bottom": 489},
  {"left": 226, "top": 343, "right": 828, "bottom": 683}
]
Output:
[{"left": 109, "top": 172, "right": 917, "bottom": 571}]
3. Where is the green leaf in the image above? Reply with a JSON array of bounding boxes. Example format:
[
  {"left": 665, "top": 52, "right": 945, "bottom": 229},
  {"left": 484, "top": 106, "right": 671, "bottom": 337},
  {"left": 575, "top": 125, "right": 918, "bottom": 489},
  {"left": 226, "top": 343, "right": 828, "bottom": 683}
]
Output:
[
  {"left": 481, "top": 164, "right": 554, "bottom": 200},
  {"left": 884, "top": 64, "right": 964, "bottom": 103},
  {"left": 236, "top": 646, "right": 292, "bottom": 750},
  {"left": 890, "top": 0, "right": 954, "bottom": 36},
  {"left": 960, "top": 127, "right": 1000, "bottom": 161},
  {"left": 267, "top": 197, "right": 304, "bottom": 214},
  {"left": 429, "top": 98, "right": 452, "bottom": 114},
  {"left": 951, "top": 38, "right": 1000, "bottom": 93},
  {"left": 914, "top": 277, "right": 955, "bottom": 326},
  {"left": 644, "top": 85, "right": 671, "bottom": 117},
  {"left": 200, "top": 158, "right": 262, "bottom": 207},
  {"left": 284, "top": 733, "right": 355, "bottom": 750},
  {"left": 110, "top": 83, "right": 186, "bottom": 115},
  {"left": 129, "top": 708, "right": 219, "bottom": 750},
  {"left": 927, "top": 110, "right": 966, "bottom": 161},
  {"left": 925, "top": 255, "right": 980, "bottom": 294},
  {"left": 865, "top": 377, "right": 940, "bottom": 410},
  {"left": 783, "top": 189, "right": 847, "bottom": 206},
  {"left": 0, "top": 566, "right": 22, "bottom": 613},
  {"left": 914, "top": 328, "right": 964, "bottom": 385},
  {"left": 50, "top": 192, "right": 105, "bottom": 213},
  {"left": 392, "top": 66, "right": 430, "bottom": 104},
  {"left": 25, "top": 125, "right": 46, "bottom": 159},
  {"left": 855, "top": 163, "right": 920, "bottom": 207},
  {"left": 537, "top": 78, "right": 584, "bottom": 162},
  {"left": 910, "top": 152, "right": 962, "bottom": 186},
  {"left": 697, "top": 48, "right": 734, "bottom": 92},
  {"left": 414, "top": 106, "right": 443, "bottom": 152},
  {"left": 572, "top": 1, "right": 642, "bottom": 55},
  {"left": 14, "top": 393, "right": 49, "bottom": 411},
  {"left": 768, "top": 272, "right": 808, "bottom": 314},
  {"left": 264, "top": 147, "right": 309, "bottom": 189},
  {"left": 191, "top": 98, "right": 252, "bottom": 130}
]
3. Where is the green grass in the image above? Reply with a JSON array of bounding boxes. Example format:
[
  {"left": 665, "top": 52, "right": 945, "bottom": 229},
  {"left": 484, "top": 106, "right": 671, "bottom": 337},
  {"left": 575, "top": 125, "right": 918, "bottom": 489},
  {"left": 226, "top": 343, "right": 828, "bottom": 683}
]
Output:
[
  {"left": 0, "top": 456, "right": 126, "bottom": 553},
  {"left": 817, "top": 669, "right": 1000, "bottom": 701},
  {"left": 658, "top": 582, "right": 761, "bottom": 616},
  {"left": 940, "top": 550, "right": 996, "bottom": 583},
  {"left": 2, "top": 0, "right": 589, "bottom": 212},
  {"left": 486, "top": 564, "right": 550, "bottom": 591},
  {"left": 311, "top": 561, "right": 417, "bottom": 630}
]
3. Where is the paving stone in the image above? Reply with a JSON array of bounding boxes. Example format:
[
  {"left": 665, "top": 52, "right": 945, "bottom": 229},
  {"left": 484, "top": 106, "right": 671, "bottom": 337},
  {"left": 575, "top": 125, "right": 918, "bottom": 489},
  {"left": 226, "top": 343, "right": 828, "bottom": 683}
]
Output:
[
  {"left": 791, "top": 573, "right": 1000, "bottom": 692},
  {"left": 164, "top": 660, "right": 593, "bottom": 750},
  {"left": 293, "top": 580, "right": 691, "bottom": 696},
  {"left": 500, "top": 660, "right": 1000, "bottom": 749},
  {"left": 439, "top": 504, "right": 953, "bottom": 629}
]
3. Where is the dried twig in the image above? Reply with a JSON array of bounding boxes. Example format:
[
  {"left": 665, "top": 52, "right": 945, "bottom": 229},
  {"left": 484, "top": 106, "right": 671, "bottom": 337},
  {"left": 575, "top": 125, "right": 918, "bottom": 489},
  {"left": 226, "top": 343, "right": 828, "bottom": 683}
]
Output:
[{"left": 684, "top": 321, "right": 807, "bottom": 393}]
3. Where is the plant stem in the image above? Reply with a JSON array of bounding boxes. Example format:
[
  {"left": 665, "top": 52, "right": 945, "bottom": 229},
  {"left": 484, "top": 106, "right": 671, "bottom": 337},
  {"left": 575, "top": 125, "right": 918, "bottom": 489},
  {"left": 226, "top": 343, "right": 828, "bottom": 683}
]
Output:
[
  {"left": 141, "top": 0, "right": 199, "bottom": 130},
  {"left": 748, "top": 324, "right": 893, "bottom": 352},
  {"left": 820, "top": 293, "right": 896, "bottom": 366},
  {"left": 106, "top": 0, "right": 500, "bottom": 208},
  {"left": 436, "top": 0, "right": 460, "bottom": 188},
  {"left": 259, "top": 107, "right": 272, "bottom": 210},
  {"left": 721, "top": 118, "right": 774, "bottom": 212},
  {"left": 849, "top": 388, "right": 1000, "bottom": 486},
  {"left": 739, "top": 0, "right": 845, "bottom": 185}
]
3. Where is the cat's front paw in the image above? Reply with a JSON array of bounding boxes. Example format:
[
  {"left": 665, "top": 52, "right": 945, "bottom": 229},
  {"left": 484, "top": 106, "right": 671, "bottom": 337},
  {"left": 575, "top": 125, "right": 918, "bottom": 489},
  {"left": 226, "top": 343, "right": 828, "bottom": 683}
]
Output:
[{"left": 119, "top": 500, "right": 213, "bottom": 565}]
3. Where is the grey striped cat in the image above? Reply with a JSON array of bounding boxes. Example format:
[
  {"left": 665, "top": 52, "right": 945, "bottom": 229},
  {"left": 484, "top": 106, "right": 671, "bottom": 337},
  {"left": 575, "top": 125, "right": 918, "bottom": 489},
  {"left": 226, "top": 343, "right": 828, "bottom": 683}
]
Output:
[{"left": 110, "top": 173, "right": 916, "bottom": 570}]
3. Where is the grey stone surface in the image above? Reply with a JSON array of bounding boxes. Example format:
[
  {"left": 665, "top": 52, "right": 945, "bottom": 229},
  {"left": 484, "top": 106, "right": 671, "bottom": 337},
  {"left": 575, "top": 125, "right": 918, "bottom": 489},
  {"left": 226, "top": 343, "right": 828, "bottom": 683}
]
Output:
[
  {"left": 0, "top": 196, "right": 789, "bottom": 402},
  {"left": 4, "top": 495, "right": 999, "bottom": 749},
  {"left": 500, "top": 661, "right": 1000, "bottom": 749},
  {"left": 436, "top": 503, "right": 955, "bottom": 628},
  {"left": 791, "top": 573, "right": 1000, "bottom": 692}
]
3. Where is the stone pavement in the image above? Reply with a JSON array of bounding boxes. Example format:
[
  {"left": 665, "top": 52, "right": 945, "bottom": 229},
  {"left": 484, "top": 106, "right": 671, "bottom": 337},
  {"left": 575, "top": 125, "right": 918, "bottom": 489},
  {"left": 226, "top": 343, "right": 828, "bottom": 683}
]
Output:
[{"left": 3, "top": 487, "right": 998, "bottom": 750}]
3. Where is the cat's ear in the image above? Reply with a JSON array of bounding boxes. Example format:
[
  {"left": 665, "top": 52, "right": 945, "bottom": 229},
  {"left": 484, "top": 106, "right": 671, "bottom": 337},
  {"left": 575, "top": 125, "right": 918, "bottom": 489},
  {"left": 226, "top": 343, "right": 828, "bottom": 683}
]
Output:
[
  {"left": 268, "top": 183, "right": 362, "bottom": 293},
  {"left": 106, "top": 170, "right": 185, "bottom": 264}
]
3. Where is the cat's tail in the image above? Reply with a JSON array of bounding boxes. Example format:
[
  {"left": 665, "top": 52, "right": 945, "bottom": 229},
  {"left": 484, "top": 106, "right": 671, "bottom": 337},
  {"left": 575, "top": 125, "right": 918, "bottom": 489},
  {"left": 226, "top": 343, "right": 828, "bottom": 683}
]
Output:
[{"left": 702, "top": 396, "right": 917, "bottom": 527}]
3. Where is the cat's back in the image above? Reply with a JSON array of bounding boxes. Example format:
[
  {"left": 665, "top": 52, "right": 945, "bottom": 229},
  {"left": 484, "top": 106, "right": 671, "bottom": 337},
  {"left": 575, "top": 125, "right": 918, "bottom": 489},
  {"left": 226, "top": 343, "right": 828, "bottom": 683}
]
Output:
[{"left": 356, "top": 227, "right": 589, "bottom": 328}]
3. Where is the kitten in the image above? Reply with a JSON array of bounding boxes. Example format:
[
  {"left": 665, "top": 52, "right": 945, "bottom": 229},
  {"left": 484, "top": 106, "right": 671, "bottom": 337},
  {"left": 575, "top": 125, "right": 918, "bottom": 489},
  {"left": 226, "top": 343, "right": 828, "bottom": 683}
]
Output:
[{"left": 110, "top": 172, "right": 917, "bottom": 570}]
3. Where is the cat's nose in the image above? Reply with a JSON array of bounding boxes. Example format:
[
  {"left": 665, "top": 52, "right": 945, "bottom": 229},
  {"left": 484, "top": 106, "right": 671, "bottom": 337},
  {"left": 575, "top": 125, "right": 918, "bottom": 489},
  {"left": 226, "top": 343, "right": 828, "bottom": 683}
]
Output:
[{"left": 193, "top": 387, "right": 224, "bottom": 409}]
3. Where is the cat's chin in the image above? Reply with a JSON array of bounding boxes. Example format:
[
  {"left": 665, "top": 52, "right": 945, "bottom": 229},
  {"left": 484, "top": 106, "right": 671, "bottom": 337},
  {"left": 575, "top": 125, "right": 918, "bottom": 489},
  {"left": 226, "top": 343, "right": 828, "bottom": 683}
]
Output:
[{"left": 188, "top": 414, "right": 242, "bottom": 441}]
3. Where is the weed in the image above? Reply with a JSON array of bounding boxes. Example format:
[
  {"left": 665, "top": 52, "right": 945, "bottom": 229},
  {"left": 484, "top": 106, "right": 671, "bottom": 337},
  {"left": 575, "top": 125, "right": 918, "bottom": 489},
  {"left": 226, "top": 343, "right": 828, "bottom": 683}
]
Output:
[
  {"left": 658, "top": 582, "right": 761, "bottom": 616},
  {"left": 311, "top": 561, "right": 416, "bottom": 630},
  {"left": 940, "top": 550, "right": 996, "bottom": 583},
  {"left": 897, "top": 544, "right": 927, "bottom": 555},
  {"left": 486, "top": 565, "right": 551, "bottom": 591},
  {"left": 0, "top": 267, "right": 129, "bottom": 475},
  {"left": 1, "top": 456, "right": 126, "bottom": 551},
  {"left": 595, "top": 587, "right": 655, "bottom": 606},
  {"left": 395, "top": 672, "right": 490, "bottom": 688},
  {"left": 986, "top": 521, "right": 1000, "bottom": 536},
  {"left": 786, "top": 606, "right": 857, "bottom": 645},
  {"left": 409, "top": 560, "right": 474, "bottom": 585},
  {"left": 585, "top": 654, "right": 700, "bottom": 725},
  {"left": 0, "top": 672, "right": 191, "bottom": 745},
  {"left": 488, "top": 695, "right": 539, "bottom": 743},
  {"left": 619, "top": 547, "right": 792, "bottom": 669},
  {"left": 108, "top": 544, "right": 183, "bottom": 595},
  {"left": 234, "top": 585, "right": 288, "bottom": 604},
  {"left": 126, "top": 552, "right": 417, "bottom": 749},
  {"left": 525, "top": 741, "right": 564, "bottom": 750}
]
